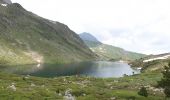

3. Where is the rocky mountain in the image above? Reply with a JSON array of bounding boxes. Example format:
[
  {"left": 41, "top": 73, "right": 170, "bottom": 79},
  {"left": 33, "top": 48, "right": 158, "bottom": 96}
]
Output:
[
  {"left": 0, "top": 3, "right": 97, "bottom": 65},
  {"left": 79, "top": 32, "right": 101, "bottom": 43},
  {"left": 79, "top": 32, "right": 146, "bottom": 61}
]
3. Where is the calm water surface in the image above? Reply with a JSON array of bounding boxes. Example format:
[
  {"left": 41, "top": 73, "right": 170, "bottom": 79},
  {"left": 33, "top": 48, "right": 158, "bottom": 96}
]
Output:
[{"left": 0, "top": 61, "right": 140, "bottom": 78}]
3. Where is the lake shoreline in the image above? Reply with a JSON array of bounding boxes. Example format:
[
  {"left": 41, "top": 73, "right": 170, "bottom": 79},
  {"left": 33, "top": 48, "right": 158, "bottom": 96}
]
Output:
[{"left": 0, "top": 61, "right": 140, "bottom": 78}]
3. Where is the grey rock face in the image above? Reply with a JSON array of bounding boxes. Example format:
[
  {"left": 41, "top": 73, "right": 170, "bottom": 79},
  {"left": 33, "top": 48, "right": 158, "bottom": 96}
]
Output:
[
  {"left": 0, "top": 0, "right": 12, "bottom": 4},
  {"left": 79, "top": 32, "right": 101, "bottom": 43}
]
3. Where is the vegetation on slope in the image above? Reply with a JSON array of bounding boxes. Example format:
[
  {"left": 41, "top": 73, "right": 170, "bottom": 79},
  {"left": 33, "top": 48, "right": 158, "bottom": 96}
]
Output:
[
  {"left": 0, "top": 3, "right": 96, "bottom": 65},
  {"left": 79, "top": 32, "right": 146, "bottom": 61},
  {"left": 0, "top": 72, "right": 166, "bottom": 100},
  {"left": 130, "top": 53, "right": 170, "bottom": 72},
  {"left": 158, "top": 62, "right": 170, "bottom": 97}
]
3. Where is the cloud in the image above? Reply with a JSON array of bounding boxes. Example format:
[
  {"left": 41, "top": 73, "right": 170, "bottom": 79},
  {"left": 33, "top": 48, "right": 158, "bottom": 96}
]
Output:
[{"left": 11, "top": 0, "right": 170, "bottom": 54}]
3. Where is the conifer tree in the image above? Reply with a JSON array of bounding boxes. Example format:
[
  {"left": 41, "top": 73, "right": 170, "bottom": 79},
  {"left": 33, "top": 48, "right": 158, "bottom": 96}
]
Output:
[{"left": 158, "top": 62, "right": 170, "bottom": 97}]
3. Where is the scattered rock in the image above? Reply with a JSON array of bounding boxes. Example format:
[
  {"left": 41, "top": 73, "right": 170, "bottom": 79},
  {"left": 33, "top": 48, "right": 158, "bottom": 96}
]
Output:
[
  {"left": 7, "top": 84, "right": 16, "bottom": 91},
  {"left": 64, "top": 89, "right": 75, "bottom": 100},
  {"left": 23, "top": 75, "right": 30, "bottom": 80},
  {"left": 82, "top": 93, "right": 86, "bottom": 96},
  {"left": 31, "top": 83, "right": 36, "bottom": 87},
  {"left": 27, "top": 75, "right": 30, "bottom": 77},
  {"left": 110, "top": 97, "right": 116, "bottom": 100},
  {"left": 113, "top": 80, "right": 119, "bottom": 83},
  {"left": 144, "top": 85, "right": 164, "bottom": 93},
  {"left": 110, "top": 86, "right": 114, "bottom": 89},
  {"left": 58, "top": 93, "right": 62, "bottom": 96},
  {"left": 63, "top": 78, "right": 66, "bottom": 82}
]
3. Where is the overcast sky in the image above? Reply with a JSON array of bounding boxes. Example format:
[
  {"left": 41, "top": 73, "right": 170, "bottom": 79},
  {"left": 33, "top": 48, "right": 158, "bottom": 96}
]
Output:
[{"left": 11, "top": 0, "right": 170, "bottom": 54}]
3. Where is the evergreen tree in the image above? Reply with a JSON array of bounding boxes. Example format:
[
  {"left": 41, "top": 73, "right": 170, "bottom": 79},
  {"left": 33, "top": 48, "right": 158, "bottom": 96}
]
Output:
[
  {"left": 158, "top": 62, "right": 170, "bottom": 97},
  {"left": 138, "top": 87, "right": 148, "bottom": 97}
]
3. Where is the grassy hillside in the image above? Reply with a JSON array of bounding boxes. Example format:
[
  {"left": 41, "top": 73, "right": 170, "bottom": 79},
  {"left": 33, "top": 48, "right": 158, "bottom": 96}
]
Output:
[
  {"left": 79, "top": 33, "right": 146, "bottom": 61},
  {"left": 130, "top": 53, "right": 170, "bottom": 72},
  {"left": 0, "top": 72, "right": 166, "bottom": 100},
  {"left": 90, "top": 43, "right": 145, "bottom": 61},
  {"left": 0, "top": 3, "right": 96, "bottom": 65}
]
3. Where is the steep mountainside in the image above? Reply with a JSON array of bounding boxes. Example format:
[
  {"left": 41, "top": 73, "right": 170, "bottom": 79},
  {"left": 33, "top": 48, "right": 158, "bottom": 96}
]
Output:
[
  {"left": 0, "top": 3, "right": 96, "bottom": 65},
  {"left": 130, "top": 53, "right": 170, "bottom": 72},
  {"left": 79, "top": 32, "right": 146, "bottom": 61}
]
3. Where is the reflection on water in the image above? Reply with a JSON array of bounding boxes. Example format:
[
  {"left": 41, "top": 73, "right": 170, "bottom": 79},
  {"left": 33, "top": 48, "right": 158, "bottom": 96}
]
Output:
[{"left": 0, "top": 61, "right": 140, "bottom": 78}]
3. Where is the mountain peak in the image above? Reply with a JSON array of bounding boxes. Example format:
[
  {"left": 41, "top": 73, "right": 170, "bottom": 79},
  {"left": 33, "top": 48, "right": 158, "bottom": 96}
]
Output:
[
  {"left": 0, "top": 0, "right": 12, "bottom": 4},
  {"left": 79, "top": 32, "right": 101, "bottom": 43}
]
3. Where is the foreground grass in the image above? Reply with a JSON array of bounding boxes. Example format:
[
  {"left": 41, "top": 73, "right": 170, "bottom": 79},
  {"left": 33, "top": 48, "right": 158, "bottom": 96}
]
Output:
[{"left": 0, "top": 72, "right": 167, "bottom": 100}]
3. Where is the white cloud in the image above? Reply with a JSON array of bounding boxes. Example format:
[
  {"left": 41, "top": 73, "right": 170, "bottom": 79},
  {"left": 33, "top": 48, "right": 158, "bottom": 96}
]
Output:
[{"left": 11, "top": 0, "right": 170, "bottom": 54}]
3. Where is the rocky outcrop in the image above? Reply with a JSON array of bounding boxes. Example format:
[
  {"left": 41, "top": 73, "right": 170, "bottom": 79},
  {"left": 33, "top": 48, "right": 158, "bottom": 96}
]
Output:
[{"left": 0, "top": 0, "right": 12, "bottom": 4}]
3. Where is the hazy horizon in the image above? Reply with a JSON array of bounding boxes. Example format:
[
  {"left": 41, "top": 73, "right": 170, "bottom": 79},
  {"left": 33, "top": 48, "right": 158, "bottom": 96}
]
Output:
[{"left": 11, "top": 0, "right": 170, "bottom": 55}]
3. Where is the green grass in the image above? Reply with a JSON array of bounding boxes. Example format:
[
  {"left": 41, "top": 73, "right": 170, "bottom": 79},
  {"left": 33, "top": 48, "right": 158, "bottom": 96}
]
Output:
[
  {"left": 83, "top": 40, "right": 146, "bottom": 61},
  {"left": 0, "top": 71, "right": 167, "bottom": 100}
]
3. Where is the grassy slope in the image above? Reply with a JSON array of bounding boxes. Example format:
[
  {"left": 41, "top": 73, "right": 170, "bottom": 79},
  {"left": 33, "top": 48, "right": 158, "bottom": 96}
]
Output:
[
  {"left": 130, "top": 54, "right": 170, "bottom": 72},
  {"left": 84, "top": 40, "right": 146, "bottom": 61},
  {"left": 0, "top": 3, "right": 96, "bottom": 65},
  {"left": 0, "top": 72, "right": 166, "bottom": 100}
]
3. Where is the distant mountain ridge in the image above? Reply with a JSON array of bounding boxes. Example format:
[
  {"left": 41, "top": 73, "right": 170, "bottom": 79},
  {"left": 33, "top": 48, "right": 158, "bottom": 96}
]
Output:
[
  {"left": 79, "top": 32, "right": 146, "bottom": 61},
  {"left": 79, "top": 32, "right": 101, "bottom": 43}
]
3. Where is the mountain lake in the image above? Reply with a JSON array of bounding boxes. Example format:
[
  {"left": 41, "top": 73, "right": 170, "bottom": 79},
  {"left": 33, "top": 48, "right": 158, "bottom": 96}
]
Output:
[{"left": 0, "top": 61, "right": 140, "bottom": 78}]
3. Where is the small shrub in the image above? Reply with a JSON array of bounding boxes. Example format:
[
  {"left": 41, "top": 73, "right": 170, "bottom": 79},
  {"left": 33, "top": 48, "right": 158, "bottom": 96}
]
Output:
[
  {"left": 138, "top": 87, "right": 148, "bottom": 97},
  {"left": 72, "top": 90, "right": 86, "bottom": 97},
  {"left": 158, "top": 62, "right": 170, "bottom": 97},
  {"left": 127, "top": 96, "right": 136, "bottom": 100},
  {"left": 0, "top": 57, "right": 9, "bottom": 65}
]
